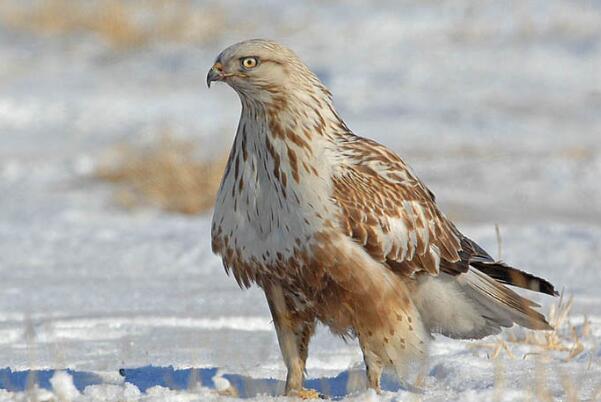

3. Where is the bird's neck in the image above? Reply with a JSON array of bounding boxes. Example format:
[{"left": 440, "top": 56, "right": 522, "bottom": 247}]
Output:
[
  {"left": 239, "top": 90, "right": 348, "bottom": 145},
  {"left": 232, "top": 92, "right": 348, "bottom": 194}
]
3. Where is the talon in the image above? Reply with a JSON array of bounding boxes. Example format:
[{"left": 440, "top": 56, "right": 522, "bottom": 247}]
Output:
[{"left": 288, "top": 388, "right": 325, "bottom": 399}]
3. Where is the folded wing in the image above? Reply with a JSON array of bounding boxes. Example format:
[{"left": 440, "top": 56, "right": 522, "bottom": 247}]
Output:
[{"left": 332, "top": 135, "right": 557, "bottom": 337}]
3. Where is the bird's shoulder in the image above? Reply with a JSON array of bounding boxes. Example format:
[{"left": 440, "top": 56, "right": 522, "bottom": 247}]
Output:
[{"left": 335, "top": 135, "right": 434, "bottom": 198}]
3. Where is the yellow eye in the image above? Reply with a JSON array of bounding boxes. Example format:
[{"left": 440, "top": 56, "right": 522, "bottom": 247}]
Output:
[{"left": 241, "top": 57, "right": 258, "bottom": 69}]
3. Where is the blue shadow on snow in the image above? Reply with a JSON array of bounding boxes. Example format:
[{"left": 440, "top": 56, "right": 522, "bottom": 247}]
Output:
[{"left": 0, "top": 366, "right": 401, "bottom": 399}]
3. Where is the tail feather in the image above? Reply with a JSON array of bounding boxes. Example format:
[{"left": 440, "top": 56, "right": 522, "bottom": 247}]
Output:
[
  {"left": 412, "top": 268, "right": 553, "bottom": 340},
  {"left": 457, "top": 268, "right": 553, "bottom": 331},
  {"left": 470, "top": 259, "right": 558, "bottom": 296},
  {"left": 460, "top": 236, "right": 558, "bottom": 297}
]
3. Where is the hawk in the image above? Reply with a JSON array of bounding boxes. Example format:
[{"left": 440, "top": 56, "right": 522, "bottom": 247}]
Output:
[{"left": 208, "top": 39, "right": 557, "bottom": 397}]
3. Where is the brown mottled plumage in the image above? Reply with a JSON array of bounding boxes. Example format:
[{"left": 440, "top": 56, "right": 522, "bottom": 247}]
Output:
[{"left": 208, "top": 39, "right": 557, "bottom": 397}]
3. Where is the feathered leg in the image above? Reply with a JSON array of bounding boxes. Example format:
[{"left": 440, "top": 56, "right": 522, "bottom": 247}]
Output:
[
  {"left": 264, "top": 284, "right": 317, "bottom": 397},
  {"left": 360, "top": 345, "right": 384, "bottom": 393},
  {"left": 351, "top": 277, "right": 430, "bottom": 394}
]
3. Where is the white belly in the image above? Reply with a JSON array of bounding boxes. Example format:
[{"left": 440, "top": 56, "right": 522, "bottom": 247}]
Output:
[{"left": 211, "top": 135, "right": 337, "bottom": 273}]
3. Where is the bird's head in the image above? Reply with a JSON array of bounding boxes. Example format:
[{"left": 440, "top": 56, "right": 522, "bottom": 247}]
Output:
[{"left": 207, "top": 39, "right": 330, "bottom": 104}]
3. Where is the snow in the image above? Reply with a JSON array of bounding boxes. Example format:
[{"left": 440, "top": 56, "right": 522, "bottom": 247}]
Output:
[
  {"left": 49, "top": 371, "right": 80, "bottom": 401},
  {"left": 1, "top": 0, "right": 600, "bottom": 400}
]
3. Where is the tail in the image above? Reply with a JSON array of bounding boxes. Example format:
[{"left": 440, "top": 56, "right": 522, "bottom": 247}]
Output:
[
  {"left": 412, "top": 268, "right": 554, "bottom": 339},
  {"left": 470, "top": 259, "right": 558, "bottom": 296},
  {"left": 462, "top": 236, "right": 558, "bottom": 297}
]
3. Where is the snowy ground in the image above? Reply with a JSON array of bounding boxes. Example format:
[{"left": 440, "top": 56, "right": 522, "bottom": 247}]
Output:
[{"left": 1, "top": 0, "right": 600, "bottom": 400}]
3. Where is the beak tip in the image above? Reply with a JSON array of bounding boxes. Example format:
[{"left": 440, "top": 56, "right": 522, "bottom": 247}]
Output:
[{"left": 207, "top": 63, "right": 223, "bottom": 89}]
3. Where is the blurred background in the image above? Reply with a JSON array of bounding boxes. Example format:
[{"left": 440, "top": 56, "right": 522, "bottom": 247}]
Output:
[{"left": 0, "top": 0, "right": 600, "bottom": 399}]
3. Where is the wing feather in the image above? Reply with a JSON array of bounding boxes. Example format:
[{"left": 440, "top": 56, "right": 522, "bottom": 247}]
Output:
[
  {"left": 332, "top": 136, "right": 558, "bottom": 298},
  {"left": 332, "top": 136, "right": 462, "bottom": 277}
]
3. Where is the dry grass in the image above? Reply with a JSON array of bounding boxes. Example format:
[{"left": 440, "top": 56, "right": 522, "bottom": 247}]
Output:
[
  {"left": 508, "top": 293, "right": 588, "bottom": 360},
  {"left": 474, "top": 226, "right": 590, "bottom": 361},
  {"left": 96, "top": 135, "right": 226, "bottom": 215},
  {"left": 468, "top": 291, "right": 594, "bottom": 401},
  {"left": 469, "top": 292, "right": 590, "bottom": 362},
  {"left": 0, "top": 0, "right": 225, "bottom": 49},
  {"left": 471, "top": 226, "right": 592, "bottom": 398}
]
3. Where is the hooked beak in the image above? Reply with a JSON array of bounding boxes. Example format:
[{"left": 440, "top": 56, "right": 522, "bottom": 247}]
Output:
[{"left": 207, "top": 62, "right": 224, "bottom": 88}]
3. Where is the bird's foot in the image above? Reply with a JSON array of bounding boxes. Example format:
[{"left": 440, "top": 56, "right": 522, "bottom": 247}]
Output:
[{"left": 288, "top": 388, "right": 325, "bottom": 399}]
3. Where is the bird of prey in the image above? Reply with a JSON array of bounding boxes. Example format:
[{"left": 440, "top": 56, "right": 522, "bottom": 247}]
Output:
[{"left": 208, "top": 39, "right": 557, "bottom": 397}]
